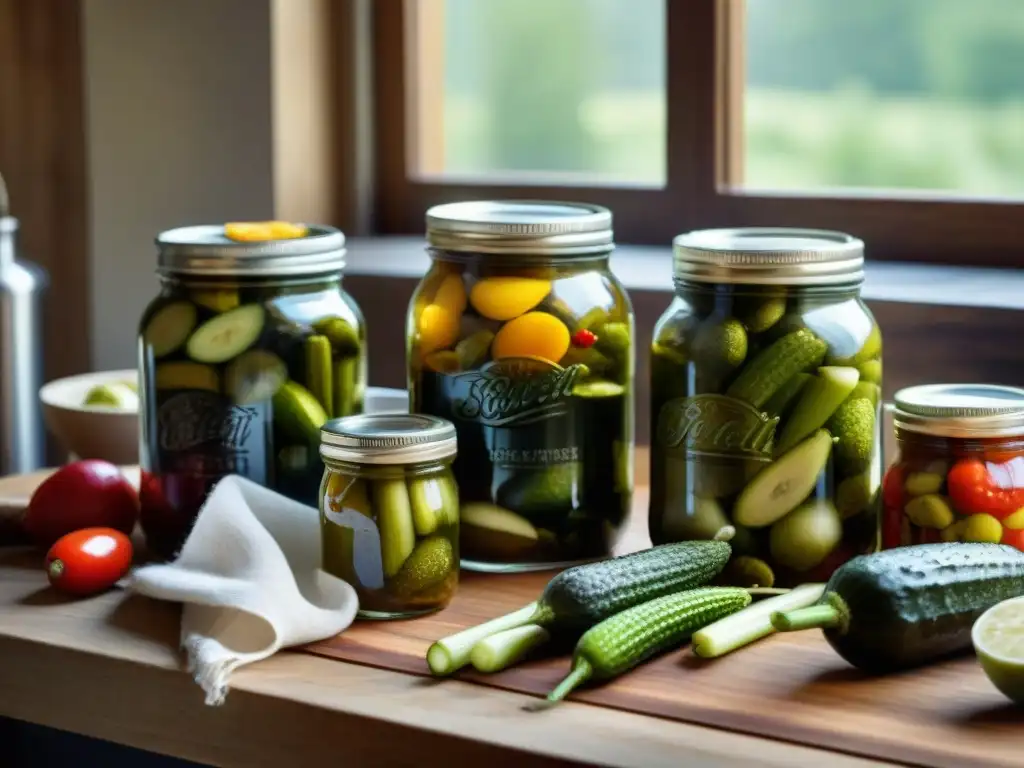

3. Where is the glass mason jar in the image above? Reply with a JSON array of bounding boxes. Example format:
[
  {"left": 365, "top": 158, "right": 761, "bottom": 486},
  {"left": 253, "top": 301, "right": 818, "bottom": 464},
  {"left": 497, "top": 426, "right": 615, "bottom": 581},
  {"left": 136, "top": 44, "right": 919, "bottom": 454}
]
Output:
[
  {"left": 138, "top": 224, "right": 367, "bottom": 559},
  {"left": 882, "top": 384, "right": 1024, "bottom": 550},
  {"left": 408, "top": 201, "right": 635, "bottom": 572},
  {"left": 650, "top": 228, "right": 882, "bottom": 588},
  {"left": 320, "top": 413, "right": 459, "bottom": 619}
]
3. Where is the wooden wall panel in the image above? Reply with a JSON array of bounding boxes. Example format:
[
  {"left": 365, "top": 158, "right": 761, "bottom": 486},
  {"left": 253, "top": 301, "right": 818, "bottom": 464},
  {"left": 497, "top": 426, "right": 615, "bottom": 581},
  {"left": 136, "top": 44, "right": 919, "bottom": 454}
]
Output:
[{"left": 0, "top": 0, "right": 90, "bottom": 381}]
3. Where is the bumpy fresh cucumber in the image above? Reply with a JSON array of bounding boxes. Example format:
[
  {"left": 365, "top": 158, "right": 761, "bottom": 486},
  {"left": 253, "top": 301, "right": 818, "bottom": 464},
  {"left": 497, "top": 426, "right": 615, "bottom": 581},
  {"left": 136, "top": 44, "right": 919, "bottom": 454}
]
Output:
[
  {"left": 426, "top": 539, "right": 732, "bottom": 676},
  {"left": 771, "top": 543, "right": 1024, "bottom": 672},
  {"left": 545, "top": 587, "right": 751, "bottom": 702},
  {"left": 726, "top": 329, "right": 827, "bottom": 409}
]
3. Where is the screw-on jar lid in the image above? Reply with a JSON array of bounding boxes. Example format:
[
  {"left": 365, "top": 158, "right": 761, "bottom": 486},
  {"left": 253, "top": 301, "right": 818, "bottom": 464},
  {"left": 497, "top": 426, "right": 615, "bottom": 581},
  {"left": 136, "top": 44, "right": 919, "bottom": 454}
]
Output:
[
  {"left": 672, "top": 227, "right": 864, "bottom": 286},
  {"left": 156, "top": 224, "right": 346, "bottom": 278},
  {"left": 426, "top": 200, "right": 613, "bottom": 256},
  {"left": 893, "top": 384, "right": 1024, "bottom": 438},
  {"left": 320, "top": 413, "right": 457, "bottom": 465}
]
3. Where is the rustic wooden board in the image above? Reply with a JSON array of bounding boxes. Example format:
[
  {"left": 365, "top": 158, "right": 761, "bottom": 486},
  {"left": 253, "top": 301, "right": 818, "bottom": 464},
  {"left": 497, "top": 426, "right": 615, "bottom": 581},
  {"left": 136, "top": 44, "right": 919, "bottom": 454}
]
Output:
[
  {"left": 304, "top": 489, "right": 1024, "bottom": 768},
  {"left": 2, "top": 470, "right": 1022, "bottom": 766}
]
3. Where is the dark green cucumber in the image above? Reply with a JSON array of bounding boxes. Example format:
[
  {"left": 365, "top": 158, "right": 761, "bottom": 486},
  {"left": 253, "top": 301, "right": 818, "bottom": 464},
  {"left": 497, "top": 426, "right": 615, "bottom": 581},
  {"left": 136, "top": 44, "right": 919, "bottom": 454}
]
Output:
[
  {"left": 771, "top": 543, "right": 1024, "bottom": 673},
  {"left": 426, "top": 539, "right": 732, "bottom": 675},
  {"left": 546, "top": 587, "right": 751, "bottom": 702}
]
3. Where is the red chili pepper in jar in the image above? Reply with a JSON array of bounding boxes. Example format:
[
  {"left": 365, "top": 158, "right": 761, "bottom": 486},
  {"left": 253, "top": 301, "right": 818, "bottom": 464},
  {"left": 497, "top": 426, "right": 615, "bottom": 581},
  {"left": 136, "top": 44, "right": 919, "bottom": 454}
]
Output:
[
  {"left": 947, "top": 458, "right": 1024, "bottom": 520},
  {"left": 879, "top": 465, "right": 905, "bottom": 549},
  {"left": 570, "top": 329, "right": 598, "bottom": 348}
]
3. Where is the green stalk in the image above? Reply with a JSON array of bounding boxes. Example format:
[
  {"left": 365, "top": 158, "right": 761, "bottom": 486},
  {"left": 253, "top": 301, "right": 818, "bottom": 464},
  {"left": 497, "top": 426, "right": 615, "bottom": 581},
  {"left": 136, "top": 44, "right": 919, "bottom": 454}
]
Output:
[
  {"left": 692, "top": 583, "right": 825, "bottom": 659},
  {"left": 547, "top": 658, "right": 593, "bottom": 703},
  {"left": 470, "top": 624, "right": 551, "bottom": 673},
  {"left": 427, "top": 602, "right": 548, "bottom": 676},
  {"left": 771, "top": 602, "right": 842, "bottom": 632}
]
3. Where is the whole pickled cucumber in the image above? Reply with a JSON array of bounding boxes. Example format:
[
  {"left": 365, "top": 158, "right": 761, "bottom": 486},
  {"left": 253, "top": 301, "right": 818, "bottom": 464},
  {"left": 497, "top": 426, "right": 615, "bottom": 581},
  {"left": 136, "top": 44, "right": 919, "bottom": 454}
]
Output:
[
  {"left": 726, "top": 329, "right": 827, "bottom": 409},
  {"left": 409, "top": 476, "right": 449, "bottom": 536},
  {"left": 376, "top": 478, "right": 417, "bottom": 577},
  {"left": 738, "top": 297, "right": 786, "bottom": 334},
  {"left": 304, "top": 334, "right": 334, "bottom": 416},
  {"left": 313, "top": 316, "right": 361, "bottom": 357},
  {"left": 389, "top": 536, "right": 455, "bottom": 597},
  {"left": 763, "top": 372, "right": 811, "bottom": 419},
  {"left": 827, "top": 397, "right": 876, "bottom": 474}
]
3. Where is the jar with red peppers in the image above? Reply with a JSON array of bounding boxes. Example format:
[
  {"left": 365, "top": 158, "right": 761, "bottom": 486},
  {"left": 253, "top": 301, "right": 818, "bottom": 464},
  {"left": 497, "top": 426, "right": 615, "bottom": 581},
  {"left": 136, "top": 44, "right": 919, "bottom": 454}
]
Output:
[{"left": 882, "top": 384, "right": 1024, "bottom": 550}]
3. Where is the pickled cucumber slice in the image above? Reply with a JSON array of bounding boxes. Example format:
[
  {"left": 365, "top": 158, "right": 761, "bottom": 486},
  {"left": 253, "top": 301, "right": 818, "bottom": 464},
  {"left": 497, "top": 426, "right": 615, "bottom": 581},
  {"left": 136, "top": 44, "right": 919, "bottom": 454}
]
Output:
[
  {"left": 461, "top": 502, "right": 539, "bottom": 560},
  {"left": 409, "top": 476, "right": 448, "bottom": 536},
  {"left": 376, "top": 478, "right": 417, "bottom": 577},
  {"left": 144, "top": 301, "right": 197, "bottom": 358},
  {"left": 312, "top": 316, "right": 361, "bottom": 357},
  {"left": 438, "top": 474, "right": 460, "bottom": 525},
  {"left": 389, "top": 536, "right": 454, "bottom": 597},
  {"left": 496, "top": 463, "right": 580, "bottom": 520},
  {"left": 224, "top": 349, "right": 287, "bottom": 403},
  {"left": 769, "top": 499, "right": 842, "bottom": 572},
  {"left": 425, "top": 350, "right": 462, "bottom": 373},
  {"left": 84, "top": 382, "right": 139, "bottom": 409},
  {"left": 661, "top": 496, "right": 732, "bottom": 541},
  {"left": 857, "top": 358, "right": 882, "bottom": 385},
  {"left": 573, "top": 379, "right": 625, "bottom": 398},
  {"left": 827, "top": 397, "right": 876, "bottom": 474},
  {"left": 272, "top": 380, "right": 329, "bottom": 444},
  {"left": 191, "top": 289, "right": 240, "bottom": 313},
  {"left": 455, "top": 329, "right": 494, "bottom": 369},
  {"left": 186, "top": 304, "right": 265, "bottom": 364},
  {"left": 726, "top": 329, "right": 828, "bottom": 409},
  {"left": 304, "top": 334, "right": 334, "bottom": 416},
  {"left": 739, "top": 297, "right": 786, "bottom": 334},
  {"left": 733, "top": 428, "right": 832, "bottom": 528},
  {"left": 333, "top": 357, "right": 362, "bottom": 417},
  {"left": 836, "top": 472, "right": 875, "bottom": 519},
  {"left": 719, "top": 556, "right": 775, "bottom": 588},
  {"left": 763, "top": 373, "right": 811, "bottom": 419},
  {"left": 775, "top": 366, "right": 859, "bottom": 455},
  {"left": 155, "top": 361, "right": 221, "bottom": 393}
]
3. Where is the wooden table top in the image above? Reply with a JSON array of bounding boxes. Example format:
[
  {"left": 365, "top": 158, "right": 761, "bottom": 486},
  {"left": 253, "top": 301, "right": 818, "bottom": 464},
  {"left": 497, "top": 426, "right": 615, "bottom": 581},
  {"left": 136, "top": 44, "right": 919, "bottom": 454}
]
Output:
[{"left": 0, "top": 465, "right": 892, "bottom": 768}]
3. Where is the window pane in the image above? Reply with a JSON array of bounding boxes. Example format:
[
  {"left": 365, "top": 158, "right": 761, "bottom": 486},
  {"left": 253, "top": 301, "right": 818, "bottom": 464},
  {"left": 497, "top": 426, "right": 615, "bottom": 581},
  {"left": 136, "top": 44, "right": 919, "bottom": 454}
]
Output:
[
  {"left": 412, "top": 0, "right": 665, "bottom": 185},
  {"left": 744, "top": 0, "right": 1024, "bottom": 196}
]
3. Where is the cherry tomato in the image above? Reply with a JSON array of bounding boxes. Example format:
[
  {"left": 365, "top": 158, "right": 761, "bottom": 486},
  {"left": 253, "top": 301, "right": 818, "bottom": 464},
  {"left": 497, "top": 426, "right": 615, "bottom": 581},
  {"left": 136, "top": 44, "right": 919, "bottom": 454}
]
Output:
[
  {"left": 1003, "top": 528, "right": 1024, "bottom": 552},
  {"left": 947, "top": 459, "right": 1024, "bottom": 520},
  {"left": 45, "top": 528, "right": 133, "bottom": 597},
  {"left": 882, "top": 465, "right": 905, "bottom": 512}
]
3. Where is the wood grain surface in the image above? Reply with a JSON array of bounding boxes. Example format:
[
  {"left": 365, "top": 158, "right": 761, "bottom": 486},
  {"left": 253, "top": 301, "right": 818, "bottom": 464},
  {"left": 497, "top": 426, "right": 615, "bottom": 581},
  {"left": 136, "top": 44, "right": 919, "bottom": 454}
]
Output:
[{"left": 304, "top": 488, "right": 1024, "bottom": 768}]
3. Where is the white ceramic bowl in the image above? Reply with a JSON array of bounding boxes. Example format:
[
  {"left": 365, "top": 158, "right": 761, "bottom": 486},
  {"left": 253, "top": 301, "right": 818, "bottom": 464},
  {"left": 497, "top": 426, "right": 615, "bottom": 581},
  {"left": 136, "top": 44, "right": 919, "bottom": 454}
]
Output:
[{"left": 39, "top": 369, "right": 140, "bottom": 465}]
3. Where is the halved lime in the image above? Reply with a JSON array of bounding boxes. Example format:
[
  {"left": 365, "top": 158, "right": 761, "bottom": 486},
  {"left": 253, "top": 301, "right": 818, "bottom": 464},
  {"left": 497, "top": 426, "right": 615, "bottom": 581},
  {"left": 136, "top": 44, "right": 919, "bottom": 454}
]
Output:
[{"left": 972, "top": 596, "right": 1024, "bottom": 704}]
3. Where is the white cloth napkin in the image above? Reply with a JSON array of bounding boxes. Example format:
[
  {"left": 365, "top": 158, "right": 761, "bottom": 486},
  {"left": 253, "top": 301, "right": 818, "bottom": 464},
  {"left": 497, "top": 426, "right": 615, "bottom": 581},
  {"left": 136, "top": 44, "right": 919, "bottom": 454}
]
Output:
[{"left": 128, "top": 475, "right": 358, "bottom": 706}]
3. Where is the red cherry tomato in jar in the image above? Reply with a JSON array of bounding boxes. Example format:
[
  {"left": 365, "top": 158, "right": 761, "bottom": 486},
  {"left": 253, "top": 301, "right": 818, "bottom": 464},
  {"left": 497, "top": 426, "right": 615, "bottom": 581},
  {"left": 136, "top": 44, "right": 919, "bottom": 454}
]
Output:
[
  {"left": 882, "top": 465, "right": 905, "bottom": 512},
  {"left": 1002, "top": 528, "right": 1024, "bottom": 552},
  {"left": 947, "top": 458, "right": 1024, "bottom": 520},
  {"left": 880, "top": 466, "right": 906, "bottom": 549},
  {"left": 45, "top": 528, "right": 133, "bottom": 597}
]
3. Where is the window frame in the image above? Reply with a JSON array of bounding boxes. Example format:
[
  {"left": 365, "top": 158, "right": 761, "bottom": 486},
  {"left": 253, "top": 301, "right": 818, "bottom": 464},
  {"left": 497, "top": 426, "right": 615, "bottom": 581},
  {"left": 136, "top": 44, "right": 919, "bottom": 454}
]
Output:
[{"left": 365, "top": 0, "right": 1024, "bottom": 268}]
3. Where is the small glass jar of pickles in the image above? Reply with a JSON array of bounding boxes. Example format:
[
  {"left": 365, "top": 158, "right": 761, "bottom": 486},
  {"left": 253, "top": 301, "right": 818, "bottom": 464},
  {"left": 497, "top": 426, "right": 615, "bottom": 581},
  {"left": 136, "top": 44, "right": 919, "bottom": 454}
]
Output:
[
  {"left": 650, "top": 228, "right": 882, "bottom": 587},
  {"left": 320, "top": 413, "right": 460, "bottom": 619},
  {"left": 138, "top": 222, "right": 366, "bottom": 559},
  {"left": 408, "top": 201, "right": 635, "bottom": 573},
  {"left": 883, "top": 384, "right": 1024, "bottom": 550}
]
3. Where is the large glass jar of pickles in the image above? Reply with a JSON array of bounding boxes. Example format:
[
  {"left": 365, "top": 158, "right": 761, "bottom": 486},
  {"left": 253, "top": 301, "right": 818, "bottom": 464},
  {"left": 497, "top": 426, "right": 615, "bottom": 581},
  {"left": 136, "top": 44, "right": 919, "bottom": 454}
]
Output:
[
  {"left": 138, "top": 222, "right": 366, "bottom": 559},
  {"left": 882, "top": 384, "right": 1024, "bottom": 550},
  {"left": 408, "top": 201, "right": 634, "bottom": 572},
  {"left": 320, "top": 413, "right": 459, "bottom": 619},
  {"left": 650, "top": 228, "right": 882, "bottom": 587}
]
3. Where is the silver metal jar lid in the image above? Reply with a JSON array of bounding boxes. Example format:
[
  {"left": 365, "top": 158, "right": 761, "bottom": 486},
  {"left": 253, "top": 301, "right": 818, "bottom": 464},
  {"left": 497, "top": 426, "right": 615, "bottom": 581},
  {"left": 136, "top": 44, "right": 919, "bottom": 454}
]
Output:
[
  {"left": 893, "top": 384, "right": 1024, "bottom": 438},
  {"left": 156, "top": 224, "right": 346, "bottom": 277},
  {"left": 672, "top": 227, "right": 864, "bottom": 286},
  {"left": 320, "top": 413, "right": 458, "bottom": 465},
  {"left": 426, "top": 200, "right": 613, "bottom": 256}
]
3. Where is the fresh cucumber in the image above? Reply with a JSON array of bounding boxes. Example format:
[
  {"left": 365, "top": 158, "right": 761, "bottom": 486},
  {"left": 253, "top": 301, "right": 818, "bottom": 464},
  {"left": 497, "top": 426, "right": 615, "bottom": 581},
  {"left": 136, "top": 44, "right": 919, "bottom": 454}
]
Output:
[
  {"left": 426, "top": 539, "right": 732, "bottom": 676},
  {"left": 771, "top": 543, "right": 1024, "bottom": 672},
  {"left": 545, "top": 587, "right": 751, "bottom": 703}
]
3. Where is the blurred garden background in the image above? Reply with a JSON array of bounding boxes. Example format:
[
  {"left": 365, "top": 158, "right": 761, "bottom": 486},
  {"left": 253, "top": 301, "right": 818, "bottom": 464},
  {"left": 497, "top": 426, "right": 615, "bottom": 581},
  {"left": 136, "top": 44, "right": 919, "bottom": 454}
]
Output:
[{"left": 438, "top": 0, "right": 1024, "bottom": 196}]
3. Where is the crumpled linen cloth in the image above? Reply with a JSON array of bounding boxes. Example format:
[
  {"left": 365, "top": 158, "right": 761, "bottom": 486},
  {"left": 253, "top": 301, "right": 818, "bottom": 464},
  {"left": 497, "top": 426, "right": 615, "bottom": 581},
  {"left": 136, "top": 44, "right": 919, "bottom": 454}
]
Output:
[{"left": 129, "top": 476, "right": 358, "bottom": 705}]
